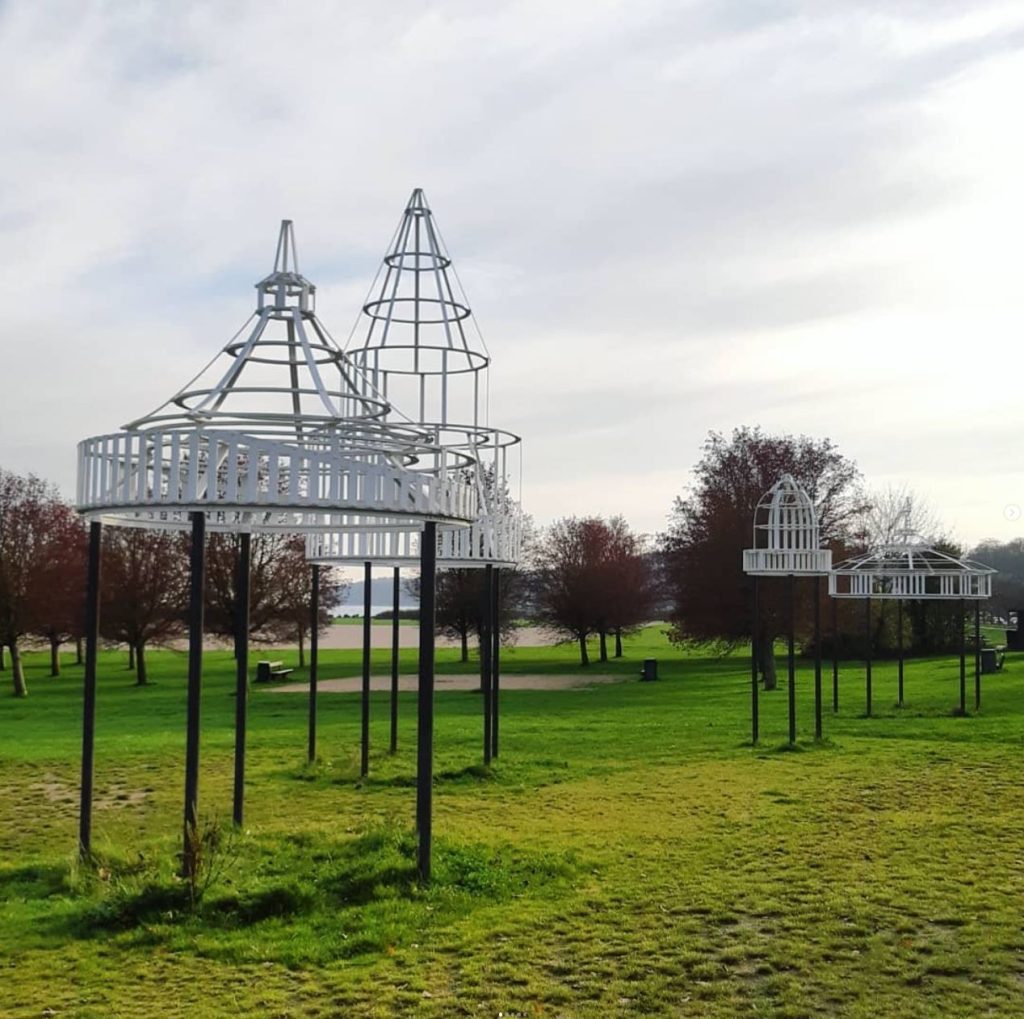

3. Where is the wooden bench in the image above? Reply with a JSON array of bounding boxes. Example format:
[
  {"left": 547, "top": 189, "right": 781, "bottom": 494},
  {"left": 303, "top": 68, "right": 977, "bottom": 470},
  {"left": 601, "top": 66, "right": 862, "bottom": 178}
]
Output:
[{"left": 255, "top": 660, "right": 294, "bottom": 683}]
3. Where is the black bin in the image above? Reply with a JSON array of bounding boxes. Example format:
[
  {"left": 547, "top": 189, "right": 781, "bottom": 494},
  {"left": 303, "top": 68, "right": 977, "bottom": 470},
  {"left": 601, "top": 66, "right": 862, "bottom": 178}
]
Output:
[
  {"left": 981, "top": 648, "right": 999, "bottom": 674},
  {"left": 641, "top": 659, "right": 658, "bottom": 682}
]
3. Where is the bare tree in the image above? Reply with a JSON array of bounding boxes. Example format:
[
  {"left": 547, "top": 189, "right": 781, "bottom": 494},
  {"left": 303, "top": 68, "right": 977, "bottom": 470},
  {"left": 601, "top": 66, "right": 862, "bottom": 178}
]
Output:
[{"left": 862, "top": 484, "right": 944, "bottom": 548}]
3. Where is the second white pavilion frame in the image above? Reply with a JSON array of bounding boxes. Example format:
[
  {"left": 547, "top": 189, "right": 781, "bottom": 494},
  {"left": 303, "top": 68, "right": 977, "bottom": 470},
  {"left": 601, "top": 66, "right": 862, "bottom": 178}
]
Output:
[{"left": 743, "top": 475, "right": 833, "bottom": 746}]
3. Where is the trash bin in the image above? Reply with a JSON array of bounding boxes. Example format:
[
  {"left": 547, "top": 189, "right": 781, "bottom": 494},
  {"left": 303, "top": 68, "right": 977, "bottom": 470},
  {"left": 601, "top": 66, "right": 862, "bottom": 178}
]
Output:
[
  {"left": 981, "top": 648, "right": 999, "bottom": 674},
  {"left": 641, "top": 659, "right": 658, "bottom": 681}
]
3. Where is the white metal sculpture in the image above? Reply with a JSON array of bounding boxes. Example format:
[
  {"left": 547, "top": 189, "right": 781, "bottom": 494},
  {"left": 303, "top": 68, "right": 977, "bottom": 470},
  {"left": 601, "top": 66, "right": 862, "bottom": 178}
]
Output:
[
  {"left": 743, "top": 474, "right": 833, "bottom": 576},
  {"left": 76, "top": 220, "right": 478, "bottom": 532},
  {"left": 307, "top": 188, "right": 523, "bottom": 569},
  {"left": 830, "top": 525, "right": 994, "bottom": 600}
]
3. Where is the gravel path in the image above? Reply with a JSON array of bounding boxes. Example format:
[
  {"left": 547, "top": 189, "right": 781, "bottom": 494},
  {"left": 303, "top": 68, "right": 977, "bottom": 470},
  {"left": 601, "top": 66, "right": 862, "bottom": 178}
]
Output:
[{"left": 268, "top": 672, "right": 621, "bottom": 693}]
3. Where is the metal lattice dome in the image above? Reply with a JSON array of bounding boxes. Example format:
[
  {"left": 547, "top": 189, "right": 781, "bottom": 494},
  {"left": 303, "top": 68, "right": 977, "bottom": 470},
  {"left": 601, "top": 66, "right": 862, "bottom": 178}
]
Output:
[
  {"left": 308, "top": 189, "right": 522, "bottom": 568},
  {"left": 830, "top": 534, "right": 995, "bottom": 600},
  {"left": 742, "top": 474, "right": 832, "bottom": 576},
  {"left": 76, "top": 220, "right": 477, "bottom": 533}
]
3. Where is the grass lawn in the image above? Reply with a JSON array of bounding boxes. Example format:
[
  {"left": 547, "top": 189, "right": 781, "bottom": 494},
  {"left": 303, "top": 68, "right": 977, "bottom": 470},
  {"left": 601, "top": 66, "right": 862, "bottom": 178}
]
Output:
[{"left": 1, "top": 625, "right": 1022, "bottom": 1017}]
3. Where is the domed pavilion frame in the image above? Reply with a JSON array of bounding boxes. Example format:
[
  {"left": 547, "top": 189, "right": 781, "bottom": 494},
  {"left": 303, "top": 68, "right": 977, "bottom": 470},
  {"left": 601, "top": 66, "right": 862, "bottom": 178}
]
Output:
[
  {"left": 742, "top": 475, "right": 833, "bottom": 746},
  {"left": 75, "top": 221, "right": 475, "bottom": 883},
  {"left": 830, "top": 531, "right": 995, "bottom": 716}
]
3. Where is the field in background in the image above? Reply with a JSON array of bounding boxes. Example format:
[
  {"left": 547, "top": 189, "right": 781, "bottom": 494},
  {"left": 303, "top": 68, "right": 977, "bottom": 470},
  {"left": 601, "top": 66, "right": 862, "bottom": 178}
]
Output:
[{"left": 1, "top": 625, "right": 1022, "bottom": 1017}]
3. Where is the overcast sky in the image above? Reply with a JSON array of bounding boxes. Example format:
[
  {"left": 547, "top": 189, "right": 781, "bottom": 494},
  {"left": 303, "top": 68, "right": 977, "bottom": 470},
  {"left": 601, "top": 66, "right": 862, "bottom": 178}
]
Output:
[{"left": 1, "top": 0, "right": 1022, "bottom": 548}]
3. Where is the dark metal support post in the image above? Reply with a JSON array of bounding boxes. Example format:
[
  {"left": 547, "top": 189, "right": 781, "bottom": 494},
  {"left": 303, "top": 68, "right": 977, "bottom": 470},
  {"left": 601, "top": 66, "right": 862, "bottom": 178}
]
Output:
[
  {"left": 361, "top": 561, "right": 372, "bottom": 777},
  {"left": 390, "top": 567, "right": 400, "bottom": 754},
  {"left": 832, "top": 597, "right": 839, "bottom": 712},
  {"left": 78, "top": 520, "right": 102, "bottom": 861},
  {"left": 959, "top": 597, "right": 966, "bottom": 715},
  {"left": 481, "top": 565, "right": 493, "bottom": 765},
  {"left": 232, "top": 532, "right": 251, "bottom": 826},
  {"left": 182, "top": 511, "right": 206, "bottom": 877},
  {"left": 864, "top": 597, "right": 872, "bottom": 717},
  {"left": 787, "top": 573, "right": 796, "bottom": 745},
  {"left": 492, "top": 568, "right": 501, "bottom": 758},
  {"left": 416, "top": 521, "right": 437, "bottom": 883},
  {"left": 751, "top": 576, "right": 759, "bottom": 745},
  {"left": 813, "top": 576, "right": 822, "bottom": 740},
  {"left": 974, "top": 600, "right": 981, "bottom": 710},
  {"left": 308, "top": 564, "right": 319, "bottom": 763},
  {"left": 897, "top": 598, "right": 904, "bottom": 707}
]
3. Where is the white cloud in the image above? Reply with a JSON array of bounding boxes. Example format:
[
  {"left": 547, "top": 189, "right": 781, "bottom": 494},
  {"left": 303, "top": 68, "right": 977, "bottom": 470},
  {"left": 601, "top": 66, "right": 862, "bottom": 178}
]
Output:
[{"left": 0, "top": 0, "right": 1022, "bottom": 546}]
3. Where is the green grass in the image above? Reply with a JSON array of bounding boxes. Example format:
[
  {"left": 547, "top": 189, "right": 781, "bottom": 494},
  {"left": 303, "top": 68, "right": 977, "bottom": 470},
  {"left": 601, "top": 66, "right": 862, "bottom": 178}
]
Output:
[{"left": 1, "top": 626, "right": 1023, "bottom": 1017}]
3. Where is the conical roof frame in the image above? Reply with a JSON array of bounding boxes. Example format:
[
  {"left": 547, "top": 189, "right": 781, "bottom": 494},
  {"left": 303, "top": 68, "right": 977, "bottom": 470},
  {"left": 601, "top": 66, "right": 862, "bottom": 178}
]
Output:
[
  {"left": 75, "top": 218, "right": 482, "bottom": 533},
  {"left": 127, "top": 220, "right": 392, "bottom": 442},
  {"left": 348, "top": 188, "right": 489, "bottom": 378}
]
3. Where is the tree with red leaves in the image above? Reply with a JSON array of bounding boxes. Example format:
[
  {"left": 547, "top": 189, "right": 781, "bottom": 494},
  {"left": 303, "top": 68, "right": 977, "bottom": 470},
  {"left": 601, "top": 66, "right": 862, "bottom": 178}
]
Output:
[
  {"left": 0, "top": 469, "right": 65, "bottom": 697},
  {"left": 101, "top": 528, "right": 189, "bottom": 685},
  {"left": 595, "top": 516, "right": 657, "bottom": 662},
  {"left": 29, "top": 501, "right": 87, "bottom": 677},
  {"left": 535, "top": 516, "right": 653, "bottom": 666},
  {"left": 661, "top": 427, "right": 865, "bottom": 689},
  {"left": 205, "top": 534, "right": 342, "bottom": 667}
]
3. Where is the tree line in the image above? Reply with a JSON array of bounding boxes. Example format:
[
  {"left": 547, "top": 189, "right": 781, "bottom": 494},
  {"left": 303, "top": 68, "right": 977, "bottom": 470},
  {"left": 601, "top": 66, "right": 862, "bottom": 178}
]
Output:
[
  {"left": 4, "top": 425, "right": 1016, "bottom": 694},
  {"left": 0, "top": 468, "right": 342, "bottom": 697}
]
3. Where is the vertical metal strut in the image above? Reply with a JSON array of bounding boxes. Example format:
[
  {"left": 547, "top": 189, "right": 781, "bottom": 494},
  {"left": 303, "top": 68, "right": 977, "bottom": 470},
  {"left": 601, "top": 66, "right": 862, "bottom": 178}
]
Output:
[
  {"left": 751, "top": 576, "right": 759, "bottom": 745},
  {"left": 183, "top": 511, "right": 206, "bottom": 877},
  {"left": 362, "top": 561, "right": 372, "bottom": 777},
  {"left": 390, "top": 566, "right": 400, "bottom": 754},
  {"left": 416, "top": 522, "right": 438, "bottom": 883},
  {"left": 481, "top": 564, "right": 493, "bottom": 765},
  {"left": 78, "top": 520, "right": 102, "bottom": 861},
  {"left": 308, "top": 564, "right": 319, "bottom": 763},
  {"left": 491, "top": 568, "right": 501, "bottom": 758},
  {"left": 233, "top": 532, "right": 251, "bottom": 825}
]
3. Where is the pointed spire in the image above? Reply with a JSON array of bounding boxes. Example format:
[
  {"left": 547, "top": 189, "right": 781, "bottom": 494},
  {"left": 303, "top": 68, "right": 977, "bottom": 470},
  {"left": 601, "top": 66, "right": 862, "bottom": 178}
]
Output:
[
  {"left": 125, "top": 218, "right": 392, "bottom": 434},
  {"left": 273, "top": 219, "right": 299, "bottom": 274},
  {"left": 406, "top": 188, "right": 430, "bottom": 215},
  {"left": 349, "top": 189, "right": 487, "bottom": 376},
  {"left": 257, "top": 219, "right": 315, "bottom": 313}
]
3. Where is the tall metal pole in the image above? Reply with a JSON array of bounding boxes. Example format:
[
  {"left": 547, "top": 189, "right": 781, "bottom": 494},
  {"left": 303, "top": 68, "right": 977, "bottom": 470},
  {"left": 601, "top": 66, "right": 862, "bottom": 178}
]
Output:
[
  {"left": 361, "top": 560, "right": 372, "bottom": 777},
  {"left": 491, "top": 568, "right": 501, "bottom": 759},
  {"left": 78, "top": 520, "right": 102, "bottom": 861},
  {"left": 183, "top": 511, "right": 206, "bottom": 877},
  {"left": 974, "top": 600, "right": 981, "bottom": 710},
  {"left": 308, "top": 564, "right": 319, "bottom": 763},
  {"left": 751, "top": 576, "right": 759, "bottom": 745},
  {"left": 232, "top": 532, "right": 251, "bottom": 826},
  {"left": 864, "top": 596, "right": 872, "bottom": 718},
  {"left": 390, "top": 566, "right": 400, "bottom": 754},
  {"left": 832, "top": 597, "right": 839, "bottom": 713},
  {"left": 813, "top": 576, "right": 822, "bottom": 741},
  {"left": 481, "top": 565, "right": 493, "bottom": 765},
  {"left": 897, "top": 598, "right": 904, "bottom": 707},
  {"left": 959, "top": 597, "right": 966, "bottom": 715},
  {"left": 416, "top": 521, "right": 437, "bottom": 883},
  {"left": 787, "top": 573, "right": 796, "bottom": 745}
]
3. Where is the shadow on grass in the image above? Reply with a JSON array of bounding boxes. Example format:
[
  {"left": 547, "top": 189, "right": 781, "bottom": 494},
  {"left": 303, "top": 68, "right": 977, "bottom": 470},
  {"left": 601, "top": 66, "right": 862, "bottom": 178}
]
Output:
[
  {"left": 0, "top": 862, "right": 68, "bottom": 900},
  {"left": 45, "top": 824, "right": 583, "bottom": 965}
]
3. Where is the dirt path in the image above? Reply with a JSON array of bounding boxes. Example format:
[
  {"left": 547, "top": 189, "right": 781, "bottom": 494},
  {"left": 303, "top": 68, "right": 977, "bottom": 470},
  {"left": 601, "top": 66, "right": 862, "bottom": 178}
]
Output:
[
  {"left": 316, "top": 624, "right": 559, "bottom": 651},
  {"left": 269, "top": 672, "right": 621, "bottom": 693}
]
